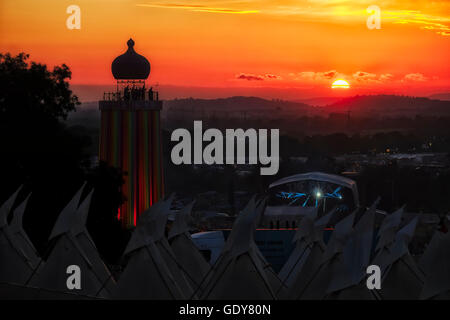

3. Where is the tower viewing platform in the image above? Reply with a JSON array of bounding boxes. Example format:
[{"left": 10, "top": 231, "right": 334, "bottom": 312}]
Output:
[{"left": 99, "top": 85, "right": 162, "bottom": 111}]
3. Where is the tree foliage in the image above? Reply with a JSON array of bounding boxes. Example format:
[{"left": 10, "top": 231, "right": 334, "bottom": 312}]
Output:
[{"left": 0, "top": 53, "right": 127, "bottom": 263}]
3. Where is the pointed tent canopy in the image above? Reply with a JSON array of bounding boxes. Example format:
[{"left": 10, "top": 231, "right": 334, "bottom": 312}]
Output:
[
  {"left": 0, "top": 191, "right": 41, "bottom": 285},
  {"left": 251, "top": 199, "right": 287, "bottom": 297},
  {"left": 312, "top": 206, "right": 336, "bottom": 242},
  {"left": 289, "top": 209, "right": 357, "bottom": 299},
  {"left": 380, "top": 216, "right": 419, "bottom": 268},
  {"left": 115, "top": 196, "right": 194, "bottom": 299},
  {"left": 375, "top": 206, "right": 404, "bottom": 252},
  {"left": 10, "top": 193, "right": 31, "bottom": 233},
  {"left": 71, "top": 190, "right": 94, "bottom": 237},
  {"left": 48, "top": 183, "right": 86, "bottom": 241},
  {"left": 372, "top": 216, "right": 425, "bottom": 300},
  {"left": 420, "top": 231, "right": 450, "bottom": 299},
  {"left": 124, "top": 193, "right": 174, "bottom": 255},
  {"left": 325, "top": 199, "right": 378, "bottom": 296},
  {"left": 278, "top": 207, "right": 319, "bottom": 287},
  {"left": 291, "top": 207, "right": 318, "bottom": 244},
  {"left": 29, "top": 187, "right": 116, "bottom": 298},
  {"left": 278, "top": 207, "right": 334, "bottom": 296},
  {"left": 8, "top": 194, "right": 40, "bottom": 269},
  {"left": 168, "top": 201, "right": 195, "bottom": 240},
  {"left": 114, "top": 240, "right": 185, "bottom": 299},
  {"left": 168, "top": 201, "right": 210, "bottom": 292},
  {"left": 199, "top": 197, "right": 277, "bottom": 300},
  {"left": 321, "top": 209, "right": 356, "bottom": 263},
  {"left": 0, "top": 185, "right": 22, "bottom": 228}
]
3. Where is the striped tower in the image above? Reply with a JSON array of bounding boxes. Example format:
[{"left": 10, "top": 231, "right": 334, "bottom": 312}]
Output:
[{"left": 99, "top": 39, "right": 164, "bottom": 228}]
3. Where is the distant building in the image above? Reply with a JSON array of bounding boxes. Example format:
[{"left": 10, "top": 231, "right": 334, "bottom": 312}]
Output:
[
  {"left": 263, "top": 172, "right": 359, "bottom": 228},
  {"left": 99, "top": 39, "right": 164, "bottom": 227}
]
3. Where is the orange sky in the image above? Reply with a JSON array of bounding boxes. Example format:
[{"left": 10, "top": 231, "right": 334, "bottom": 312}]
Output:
[{"left": 0, "top": 0, "right": 449, "bottom": 99}]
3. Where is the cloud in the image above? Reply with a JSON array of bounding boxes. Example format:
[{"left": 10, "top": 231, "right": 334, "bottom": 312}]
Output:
[
  {"left": 136, "top": 3, "right": 259, "bottom": 14},
  {"left": 136, "top": 1, "right": 450, "bottom": 35},
  {"left": 235, "top": 73, "right": 281, "bottom": 81},
  {"left": 390, "top": 11, "right": 450, "bottom": 37},
  {"left": 404, "top": 73, "right": 428, "bottom": 81},
  {"left": 379, "top": 73, "right": 394, "bottom": 81},
  {"left": 236, "top": 73, "right": 264, "bottom": 81},
  {"left": 320, "top": 70, "right": 338, "bottom": 79},
  {"left": 353, "top": 71, "right": 378, "bottom": 82},
  {"left": 292, "top": 70, "right": 338, "bottom": 81},
  {"left": 264, "top": 73, "right": 282, "bottom": 80}
]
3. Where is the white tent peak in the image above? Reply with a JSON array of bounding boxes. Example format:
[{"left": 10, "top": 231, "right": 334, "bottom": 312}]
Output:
[
  {"left": 292, "top": 206, "right": 318, "bottom": 244},
  {"left": 396, "top": 215, "right": 418, "bottom": 244},
  {"left": 222, "top": 196, "right": 256, "bottom": 252},
  {"left": 10, "top": 193, "right": 31, "bottom": 232},
  {"left": 168, "top": 201, "right": 195, "bottom": 239},
  {"left": 321, "top": 210, "right": 356, "bottom": 262},
  {"left": 312, "top": 207, "right": 336, "bottom": 242},
  {"left": 124, "top": 195, "right": 174, "bottom": 255},
  {"left": 71, "top": 189, "right": 94, "bottom": 236},
  {"left": 223, "top": 196, "right": 262, "bottom": 258},
  {"left": 0, "top": 185, "right": 22, "bottom": 228},
  {"left": 325, "top": 202, "right": 377, "bottom": 295},
  {"left": 376, "top": 206, "right": 405, "bottom": 251},
  {"left": 379, "top": 206, "right": 404, "bottom": 233},
  {"left": 146, "top": 194, "right": 174, "bottom": 241},
  {"left": 48, "top": 182, "right": 86, "bottom": 241}
]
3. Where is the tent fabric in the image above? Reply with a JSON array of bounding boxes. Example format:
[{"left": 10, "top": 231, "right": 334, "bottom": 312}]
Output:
[
  {"left": 170, "top": 233, "right": 210, "bottom": 293},
  {"left": 7, "top": 195, "right": 40, "bottom": 271},
  {"left": 199, "top": 198, "right": 277, "bottom": 300},
  {"left": 0, "top": 190, "right": 41, "bottom": 285},
  {"left": 114, "top": 196, "right": 194, "bottom": 299},
  {"left": 375, "top": 206, "right": 404, "bottom": 252},
  {"left": 114, "top": 241, "right": 185, "bottom": 299},
  {"left": 48, "top": 183, "right": 86, "bottom": 241},
  {"left": 372, "top": 217, "right": 425, "bottom": 300},
  {"left": 168, "top": 202, "right": 210, "bottom": 292},
  {"left": 0, "top": 186, "right": 22, "bottom": 228},
  {"left": 29, "top": 233, "right": 115, "bottom": 298},
  {"left": 325, "top": 199, "right": 378, "bottom": 295},
  {"left": 419, "top": 231, "right": 450, "bottom": 299},
  {"left": 278, "top": 207, "right": 322, "bottom": 291},
  {"left": 168, "top": 201, "right": 195, "bottom": 239},
  {"left": 288, "top": 210, "right": 356, "bottom": 299},
  {"left": 29, "top": 187, "right": 116, "bottom": 298}
]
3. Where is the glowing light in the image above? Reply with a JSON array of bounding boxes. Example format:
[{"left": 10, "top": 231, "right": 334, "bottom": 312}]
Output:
[
  {"left": 332, "top": 79, "right": 350, "bottom": 89},
  {"left": 316, "top": 191, "right": 322, "bottom": 198}
]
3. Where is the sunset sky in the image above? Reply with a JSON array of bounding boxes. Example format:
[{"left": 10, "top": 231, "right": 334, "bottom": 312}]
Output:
[{"left": 0, "top": 0, "right": 449, "bottom": 100}]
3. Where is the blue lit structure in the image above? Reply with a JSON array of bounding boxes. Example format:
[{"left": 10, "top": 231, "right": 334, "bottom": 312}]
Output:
[{"left": 276, "top": 186, "right": 343, "bottom": 207}]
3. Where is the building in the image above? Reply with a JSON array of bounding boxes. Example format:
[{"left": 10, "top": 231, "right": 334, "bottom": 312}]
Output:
[
  {"left": 263, "top": 172, "right": 359, "bottom": 229},
  {"left": 99, "top": 39, "right": 164, "bottom": 227}
]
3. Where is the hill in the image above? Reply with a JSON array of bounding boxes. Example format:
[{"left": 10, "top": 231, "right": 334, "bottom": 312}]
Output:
[
  {"left": 429, "top": 93, "right": 450, "bottom": 101},
  {"left": 324, "top": 95, "right": 450, "bottom": 117}
]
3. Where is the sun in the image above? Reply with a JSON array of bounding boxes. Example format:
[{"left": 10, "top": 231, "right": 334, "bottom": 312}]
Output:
[{"left": 331, "top": 79, "right": 350, "bottom": 89}]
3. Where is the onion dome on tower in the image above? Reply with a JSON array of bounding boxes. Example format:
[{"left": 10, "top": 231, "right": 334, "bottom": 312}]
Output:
[{"left": 111, "top": 38, "right": 151, "bottom": 80}]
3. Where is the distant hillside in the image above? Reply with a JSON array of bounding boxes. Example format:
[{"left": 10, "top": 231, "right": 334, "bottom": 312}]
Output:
[
  {"left": 429, "top": 93, "right": 450, "bottom": 101},
  {"left": 67, "top": 95, "right": 450, "bottom": 131},
  {"left": 294, "top": 96, "right": 346, "bottom": 106},
  {"left": 66, "top": 102, "right": 100, "bottom": 128},
  {"left": 324, "top": 95, "right": 450, "bottom": 117},
  {"left": 164, "top": 96, "right": 312, "bottom": 118}
]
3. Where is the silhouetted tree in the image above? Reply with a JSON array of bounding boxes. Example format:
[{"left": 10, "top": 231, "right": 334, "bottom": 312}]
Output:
[{"left": 0, "top": 53, "right": 126, "bottom": 261}]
